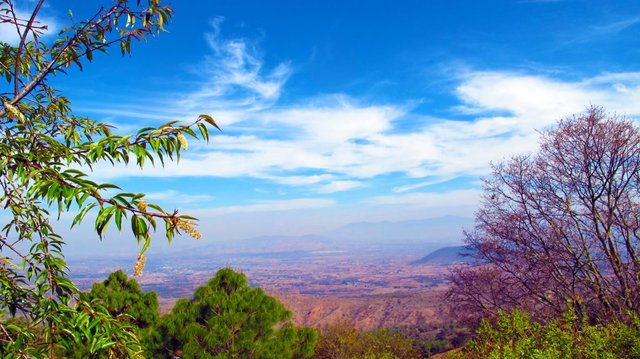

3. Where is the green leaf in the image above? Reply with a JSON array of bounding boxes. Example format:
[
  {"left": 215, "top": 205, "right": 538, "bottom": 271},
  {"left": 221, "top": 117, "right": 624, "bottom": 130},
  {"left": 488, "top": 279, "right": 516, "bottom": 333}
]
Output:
[
  {"left": 199, "top": 114, "right": 222, "bottom": 131},
  {"left": 140, "top": 235, "right": 151, "bottom": 254},
  {"left": 198, "top": 122, "right": 209, "bottom": 142},
  {"left": 114, "top": 208, "right": 123, "bottom": 230},
  {"left": 72, "top": 203, "right": 97, "bottom": 228},
  {"left": 131, "top": 214, "right": 140, "bottom": 237}
]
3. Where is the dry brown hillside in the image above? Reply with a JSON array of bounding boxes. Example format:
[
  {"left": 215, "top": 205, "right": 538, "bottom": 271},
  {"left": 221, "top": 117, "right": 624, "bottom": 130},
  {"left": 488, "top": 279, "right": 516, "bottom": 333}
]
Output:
[{"left": 269, "top": 285, "right": 449, "bottom": 330}]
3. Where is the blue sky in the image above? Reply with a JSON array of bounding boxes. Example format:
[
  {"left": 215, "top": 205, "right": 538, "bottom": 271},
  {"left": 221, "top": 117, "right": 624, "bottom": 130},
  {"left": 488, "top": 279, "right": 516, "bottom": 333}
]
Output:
[{"left": 3, "top": 1, "right": 640, "bottom": 253}]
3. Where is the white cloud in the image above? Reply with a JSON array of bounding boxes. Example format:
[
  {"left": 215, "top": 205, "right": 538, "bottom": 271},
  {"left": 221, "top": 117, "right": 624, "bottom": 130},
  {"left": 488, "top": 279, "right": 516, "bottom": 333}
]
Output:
[
  {"left": 80, "top": 17, "right": 293, "bottom": 127},
  {"left": 393, "top": 176, "right": 456, "bottom": 193},
  {"left": 72, "top": 17, "right": 640, "bottom": 196},
  {"left": 86, "top": 70, "right": 640, "bottom": 195},
  {"left": 590, "top": 16, "right": 640, "bottom": 36},
  {"left": 0, "top": 5, "right": 59, "bottom": 45},
  {"left": 316, "top": 180, "right": 363, "bottom": 194},
  {"left": 192, "top": 198, "right": 335, "bottom": 216},
  {"left": 368, "top": 189, "right": 481, "bottom": 209},
  {"left": 177, "top": 17, "right": 292, "bottom": 115},
  {"left": 145, "top": 190, "right": 214, "bottom": 204},
  {"left": 455, "top": 72, "right": 590, "bottom": 121},
  {"left": 266, "top": 174, "right": 335, "bottom": 186}
]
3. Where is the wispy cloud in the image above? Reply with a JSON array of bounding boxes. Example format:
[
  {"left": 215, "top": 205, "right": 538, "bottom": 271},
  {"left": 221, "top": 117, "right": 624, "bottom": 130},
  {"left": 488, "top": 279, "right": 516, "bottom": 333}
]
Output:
[
  {"left": 392, "top": 177, "right": 456, "bottom": 193},
  {"left": 316, "top": 180, "right": 363, "bottom": 194},
  {"left": 561, "top": 15, "right": 640, "bottom": 45},
  {"left": 590, "top": 16, "right": 640, "bottom": 36},
  {"left": 77, "top": 19, "right": 640, "bottom": 197},
  {"left": 368, "top": 189, "right": 481, "bottom": 209},
  {"left": 86, "top": 69, "right": 640, "bottom": 195},
  {"left": 192, "top": 198, "right": 335, "bottom": 216},
  {"left": 0, "top": 4, "right": 59, "bottom": 45},
  {"left": 74, "top": 16, "right": 292, "bottom": 127},
  {"left": 178, "top": 16, "right": 292, "bottom": 115},
  {"left": 145, "top": 190, "right": 214, "bottom": 204}
]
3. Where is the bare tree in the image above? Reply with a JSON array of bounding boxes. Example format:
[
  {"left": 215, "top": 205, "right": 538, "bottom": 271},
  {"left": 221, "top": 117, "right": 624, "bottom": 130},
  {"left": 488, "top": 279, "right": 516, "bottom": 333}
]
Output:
[{"left": 448, "top": 106, "right": 640, "bottom": 324}]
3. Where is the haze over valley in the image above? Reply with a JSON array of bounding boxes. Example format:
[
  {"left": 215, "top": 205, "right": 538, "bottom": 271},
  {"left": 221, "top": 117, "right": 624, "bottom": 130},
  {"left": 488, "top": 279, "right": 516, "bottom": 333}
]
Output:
[
  {"left": 70, "top": 215, "right": 471, "bottom": 328},
  {"left": 3, "top": 1, "right": 640, "bottom": 357}
]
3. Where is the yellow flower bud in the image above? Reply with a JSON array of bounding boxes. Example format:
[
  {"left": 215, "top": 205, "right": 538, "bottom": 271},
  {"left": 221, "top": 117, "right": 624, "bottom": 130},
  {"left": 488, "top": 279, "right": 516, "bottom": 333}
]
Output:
[
  {"left": 177, "top": 132, "right": 188, "bottom": 150},
  {"left": 137, "top": 200, "right": 147, "bottom": 212},
  {"left": 177, "top": 218, "right": 202, "bottom": 239},
  {"left": 133, "top": 254, "right": 146, "bottom": 276}
]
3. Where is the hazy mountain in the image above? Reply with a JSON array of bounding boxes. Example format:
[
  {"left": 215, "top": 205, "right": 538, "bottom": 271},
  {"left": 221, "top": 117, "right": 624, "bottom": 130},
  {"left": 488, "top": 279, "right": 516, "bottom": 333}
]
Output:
[
  {"left": 85, "top": 215, "right": 474, "bottom": 260},
  {"left": 170, "top": 215, "right": 473, "bottom": 258},
  {"left": 412, "top": 245, "right": 477, "bottom": 266},
  {"left": 330, "top": 215, "right": 472, "bottom": 243},
  {"left": 177, "top": 234, "right": 332, "bottom": 256},
  {"left": 325, "top": 215, "right": 472, "bottom": 255}
]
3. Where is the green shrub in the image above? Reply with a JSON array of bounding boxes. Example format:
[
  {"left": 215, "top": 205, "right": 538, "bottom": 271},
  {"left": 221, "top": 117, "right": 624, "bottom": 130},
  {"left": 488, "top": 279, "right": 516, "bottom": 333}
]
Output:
[{"left": 450, "top": 310, "right": 640, "bottom": 359}]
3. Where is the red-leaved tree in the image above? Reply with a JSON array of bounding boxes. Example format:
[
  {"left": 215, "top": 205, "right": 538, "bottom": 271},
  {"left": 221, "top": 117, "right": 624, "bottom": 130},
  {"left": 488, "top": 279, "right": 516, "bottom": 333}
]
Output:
[{"left": 448, "top": 106, "right": 640, "bottom": 324}]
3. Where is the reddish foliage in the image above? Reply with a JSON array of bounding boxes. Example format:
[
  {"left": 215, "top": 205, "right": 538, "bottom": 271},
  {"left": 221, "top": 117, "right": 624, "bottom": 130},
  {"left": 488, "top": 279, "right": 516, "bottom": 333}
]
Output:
[{"left": 448, "top": 107, "right": 640, "bottom": 325}]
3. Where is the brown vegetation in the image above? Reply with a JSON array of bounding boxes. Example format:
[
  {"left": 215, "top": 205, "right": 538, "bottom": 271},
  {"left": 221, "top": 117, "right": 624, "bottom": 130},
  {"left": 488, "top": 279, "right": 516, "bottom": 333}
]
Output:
[
  {"left": 272, "top": 287, "right": 448, "bottom": 330},
  {"left": 313, "top": 319, "right": 423, "bottom": 359}
]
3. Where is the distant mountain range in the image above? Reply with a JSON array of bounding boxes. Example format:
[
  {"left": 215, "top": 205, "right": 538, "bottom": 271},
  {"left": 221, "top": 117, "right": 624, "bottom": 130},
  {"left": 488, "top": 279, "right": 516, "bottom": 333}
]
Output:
[
  {"left": 174, "top": 215, "right": 473, "bottom": 259},
  {"left": 412, "top": 245, "right": 477, "bottom": 266},
  {"left": 329, "top": 215, "right": 472, "bottom": 243},
  {"left": 66, "top": 215, "right": 473, "bottom": 261}
]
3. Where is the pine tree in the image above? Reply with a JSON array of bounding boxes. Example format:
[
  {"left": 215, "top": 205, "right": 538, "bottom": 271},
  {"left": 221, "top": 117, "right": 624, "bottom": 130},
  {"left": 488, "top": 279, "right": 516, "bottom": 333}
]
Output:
[
  {"left": 54, "top": 270, "right": 161, "bottom": 358},
  {"left": 148, "top": 268, "right": 317, "bottom": 358},
  {"left": 84, "top": 270, "right": 159, "bottom": 329}
]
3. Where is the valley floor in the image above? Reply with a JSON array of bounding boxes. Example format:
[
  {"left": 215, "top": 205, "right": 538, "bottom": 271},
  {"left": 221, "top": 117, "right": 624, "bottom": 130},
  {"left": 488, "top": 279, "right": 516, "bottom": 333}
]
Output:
[{"left": 70, "top": 250, "right": 451, "bottom": 329}]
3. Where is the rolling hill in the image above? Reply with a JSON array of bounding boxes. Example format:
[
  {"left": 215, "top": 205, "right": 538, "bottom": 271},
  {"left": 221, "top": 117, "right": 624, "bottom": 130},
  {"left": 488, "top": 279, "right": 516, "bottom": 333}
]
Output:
[{"left": 412, "top": 245, "right": 477, "bottom": 266}]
